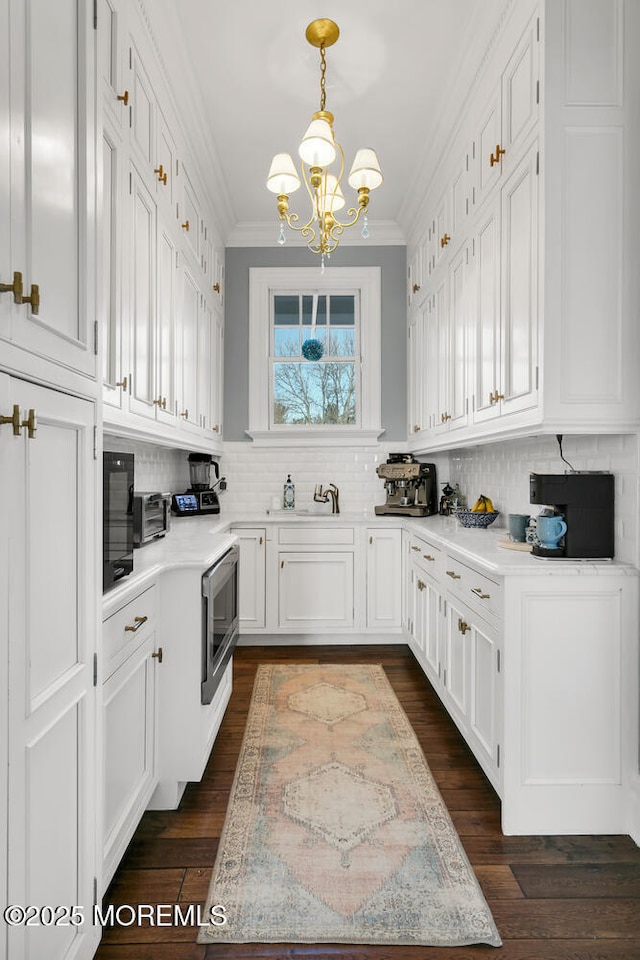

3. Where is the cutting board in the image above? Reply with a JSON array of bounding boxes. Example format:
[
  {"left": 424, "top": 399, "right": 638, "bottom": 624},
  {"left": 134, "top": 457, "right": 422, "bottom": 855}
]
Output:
[{"left": 497, "top": 539, "right": 533, "bottom": 552}]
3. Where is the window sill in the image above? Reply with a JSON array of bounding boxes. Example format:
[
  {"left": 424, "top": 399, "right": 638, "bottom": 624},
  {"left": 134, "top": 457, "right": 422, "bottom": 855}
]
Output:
[{"left": 244, "top": 428, "right": 386, "bottom": 447}]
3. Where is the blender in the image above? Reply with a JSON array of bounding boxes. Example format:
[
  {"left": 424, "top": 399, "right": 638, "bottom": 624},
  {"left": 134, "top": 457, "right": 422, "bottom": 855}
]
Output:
[{"left": 172, "top": 453, "right": 226, "bottom": 515}]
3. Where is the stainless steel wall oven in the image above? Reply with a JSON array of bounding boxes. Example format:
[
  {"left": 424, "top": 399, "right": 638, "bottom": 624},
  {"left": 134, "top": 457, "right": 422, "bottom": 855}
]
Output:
[{"left": 201, "top": 544, "right": 239, "bottom": 704}]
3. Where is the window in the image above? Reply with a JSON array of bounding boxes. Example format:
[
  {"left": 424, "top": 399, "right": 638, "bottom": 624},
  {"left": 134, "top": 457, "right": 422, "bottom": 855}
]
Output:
[{"left": 248, "top": 267, "right": 382, "bottom": 444}]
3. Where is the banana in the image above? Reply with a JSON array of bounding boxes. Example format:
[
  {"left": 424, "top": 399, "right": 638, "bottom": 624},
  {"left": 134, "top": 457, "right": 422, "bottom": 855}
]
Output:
[{"left": 471, "top": 495, "right": 494, "bottom": 513}]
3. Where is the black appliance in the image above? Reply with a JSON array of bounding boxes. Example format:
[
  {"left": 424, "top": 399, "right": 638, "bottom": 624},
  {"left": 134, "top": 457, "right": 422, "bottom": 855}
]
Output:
[
  {"left": 529, "top": 472, "right": 615, "bottom": 559},
  {"left": 375, "top": 455, "right": 437, "bottom": 516},
  {"left": 201, "top": 544, "right": 239, "bottom": 704},
  {"left": 132, "top": 491, "right": 171, "bottom": 545},
  {"left": 103, "top": 451, "right": 134, "bottom": 590},
  {"left": 172, "top": 453, "right": 226, "bottom": 516}
]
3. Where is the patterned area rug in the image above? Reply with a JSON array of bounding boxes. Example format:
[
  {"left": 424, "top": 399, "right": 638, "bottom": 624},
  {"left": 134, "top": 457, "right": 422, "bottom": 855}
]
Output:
[{"left": 198, "top": 663, "right": 501, "bottom": 947}]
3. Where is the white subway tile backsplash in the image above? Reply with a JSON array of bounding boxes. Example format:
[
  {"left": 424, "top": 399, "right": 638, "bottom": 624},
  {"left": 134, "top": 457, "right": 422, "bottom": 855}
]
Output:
[{"left": 103, "top": 431, "right": 640, "bottom": 567}]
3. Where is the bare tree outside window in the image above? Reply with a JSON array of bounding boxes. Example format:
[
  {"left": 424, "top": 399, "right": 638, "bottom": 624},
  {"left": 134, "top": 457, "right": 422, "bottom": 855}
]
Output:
[{"left": 271, "top": 293, "right": 358, "bottom": 426}]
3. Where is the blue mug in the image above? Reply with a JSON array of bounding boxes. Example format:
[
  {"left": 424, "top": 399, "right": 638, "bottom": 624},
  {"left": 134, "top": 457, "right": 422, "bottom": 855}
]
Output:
[{"left": 536, "top": 515, "right": 567, "bottom": 549}]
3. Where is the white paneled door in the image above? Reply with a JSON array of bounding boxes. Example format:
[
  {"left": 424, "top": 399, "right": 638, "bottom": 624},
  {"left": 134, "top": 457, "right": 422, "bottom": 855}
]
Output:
[{"left": 0, "top": 374, "right": 99, "bottom": 960}]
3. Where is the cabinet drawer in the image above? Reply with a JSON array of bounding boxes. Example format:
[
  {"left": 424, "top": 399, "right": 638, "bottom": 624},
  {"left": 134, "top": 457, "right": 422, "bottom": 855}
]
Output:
[
  {"left": 409, "top": 535, "right": 443, "bottom": 580},
  {"left": 103, "top": 584, "right": 157, "bottom": 675},
  {"left": 278, "top": 525, "right": 355, "bottom": 546},
  {"left": 443, "top": 557, "right": 501, "bottom": 620}
]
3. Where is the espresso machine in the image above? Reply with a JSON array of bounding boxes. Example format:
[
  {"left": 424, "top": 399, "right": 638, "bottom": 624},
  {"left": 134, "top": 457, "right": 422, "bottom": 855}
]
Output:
[
  {"left": 529, "top": 471, "right": 614, "bottom": 558},
  {"left": 375, "top": 455, "right": 437, "bottom": 517},
  {"left": 172, "top": 453, "right": 226, "bottom": 516}
]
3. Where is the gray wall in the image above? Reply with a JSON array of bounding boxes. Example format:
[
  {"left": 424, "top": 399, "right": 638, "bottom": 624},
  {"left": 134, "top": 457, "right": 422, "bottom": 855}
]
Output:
[{"left": 223, "top": 245, "right": 407, "bottom": 441}]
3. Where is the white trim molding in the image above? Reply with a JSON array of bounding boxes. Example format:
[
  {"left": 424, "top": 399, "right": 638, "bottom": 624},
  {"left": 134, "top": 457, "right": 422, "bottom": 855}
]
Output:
[{"left": 248, "top": 266, "right": 382, "bottom": 442}]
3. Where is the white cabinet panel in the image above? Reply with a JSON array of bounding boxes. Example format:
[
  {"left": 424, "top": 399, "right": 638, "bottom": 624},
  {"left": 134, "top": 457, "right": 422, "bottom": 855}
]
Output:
[
  {"left": 129, "top": 164, "right": 157, "bottom": 418},
  {"left": 366, "top": 528, "right": 401, "bottom": 628},
  {"left": 1, "top": 374, "right": 98, "bottom": 960},
  {"left": 234, "top": 528, "right": 266, "bottom": 629},
  {"left": 279, "top": 552, "right": 354, "bottom": 628},
  {"left": 2, "top": 0, "right": 95, "bottom": 378}
]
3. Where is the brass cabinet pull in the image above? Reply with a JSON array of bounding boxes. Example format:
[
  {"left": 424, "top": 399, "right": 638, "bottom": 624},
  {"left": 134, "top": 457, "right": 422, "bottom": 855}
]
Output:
[
  {"left": 458, "top": 617, "right": 471, "bottom": 635},
  {"left": 181, "top": 220, "right": 190, "bottom": 231},
  {"left": 280, "top": 560, "right": 284, "bottom": 569},
  {"left": 116, "top": 376, "right": 128, "bottom": 391},
  {"left": 21, "top": 408, "right": 36, "bottom": 439},
  {"left": 446, "top": 570, "right": 461, "bottom": 580},
  {"left": 369, "top": 536, "right": 374, "bottom": 545},
  {"left": 411, "top": 545, "right": 421, "bottom": 552},
  {"left": 259, "top": 536, "right": 263, "bottom": 545},
  {"left": 0, "top": 405, "right": 36, "bottom": 438},
  {"left": 440, "top": 233, "right": 451, "bottom": 247},
  {"left": 152, "top": 647, "right": 163, "bottom": 663},
  {"left": 413, "top": 424, "right": 421, "bottom": 432},
  {"left": 21, "top": 283, "right": 40, "bottom": 315},
  {"left": 423, "top": 554, "right": 435, "bottom": 561},
  {"left": 180, "top": 409, "right": 189, "bottom": 419},
  {"left": 0, "top": 271, "right": 39, "bottom": 313},
  {"left": 0, "top": 404, "right": 21, "bottom": 436},
  {"left": 417, "top": 580, "right": 426, "bottom": 592},
  {"left": 213, "top": 282, "right": 221, "bottom": 293},
  {"left": 117, "top": 90, "right": 129, "bottom": 105},
  {"left": 125, "top": 615, "right": 148, "bottom": 633},
  {"left": 441, "top": 412, "right": 452, "bottom": 423},
  {"left": 489, "top": 390, "right": 505, "bottom": 405},
  {"left": 153, "top": 396, "right": 167, "bottom": 409},
  {"left": 212, "top": 424, "right": 219, "bottom": 432},
  {"left": 490, "top": 144, "right": 505, "bottom": 167},
  {"left": 154, "top": 164, "right": 168, "bottom": 185},
  {"left": 471, "top": 586, "right": 491, "bottom": 599},
  {"left": 412, "top": 283, "right": 420, "bottom": 293},
  {"left": 0, "top": 271, "right": 24, "bottom": 302}
]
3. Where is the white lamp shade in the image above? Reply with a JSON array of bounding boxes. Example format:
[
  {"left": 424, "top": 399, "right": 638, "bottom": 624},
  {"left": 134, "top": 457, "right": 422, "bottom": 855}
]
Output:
[
  {"left": 318, "top": 174, "right": 345, "bottom": 214},
  {"left": 348, "top": 148, "right": 383, "bottom": 191},
  {"left": 298, "top": 117, "right": 336, "bottom": 167},
  {"left": 267, "top": 153, "right": 301, "bottom": 194}
]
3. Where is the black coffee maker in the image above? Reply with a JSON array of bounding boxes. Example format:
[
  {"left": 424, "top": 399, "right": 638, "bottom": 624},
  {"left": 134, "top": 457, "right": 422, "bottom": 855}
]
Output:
[{"left": 529, "top": 472, "right": 614, "bottom": 559}]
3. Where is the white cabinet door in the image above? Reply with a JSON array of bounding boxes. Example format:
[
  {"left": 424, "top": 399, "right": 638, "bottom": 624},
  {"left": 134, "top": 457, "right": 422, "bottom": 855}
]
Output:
[
  {"left": 101, "top": 120, "right": 129, "bottom": 411},
  {"left": 234, "top": 528, "right": 266, "bottom": 629},
  {"left": 279, "top": 552, "right": 354, "bottom": 629},
  {"left": 500, "top": 142, "right": 538, "bottom": 416},
  {"left": 155, "top": 215, "right": 178, "bottom": 423},
  {"left": 472, "top": 197, "right": 502, "bottom": 423},
  {"left": 0, "top": 374, "right": 99, "bottom": 960},
  {"left": 2, "top": 0, "right": 95, "bottom": 378},
  {"left": 128, "top": 163, "right": 157, "bottom": 419},
  {"left": 177, "top": 261, "right": 201, "bottom": 428},
  {"left": 468, "top": 614, "right": 501, "bottom": 781},
  {"left": 424, "top": 579, "right": 444, "bottom": 683},
  {"left": 443, "top": 598, "right": 470, "bottom": 724},
  {"left": 210, "top": 307, "right": 224, "bottom": 438},
  {"left": 103, "top": 636, "right": 158, "bottom": 889},
  {"left": 366, "top": 528, "right": 401, "bottom": 629}
]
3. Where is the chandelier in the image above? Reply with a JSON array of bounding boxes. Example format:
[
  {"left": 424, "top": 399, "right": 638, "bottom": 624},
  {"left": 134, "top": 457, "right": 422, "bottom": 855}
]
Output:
[{"left": 266, "top": 19, "right": 383, "bottom": 263}]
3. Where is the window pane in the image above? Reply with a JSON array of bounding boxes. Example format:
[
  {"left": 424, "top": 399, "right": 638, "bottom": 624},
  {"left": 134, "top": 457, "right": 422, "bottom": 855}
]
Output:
[
  {"left": 273, "top": 362, "right": 356, "bottom": 424},
  {"left": 274, "top": 327, "right": 300, "bottom": 357},
  {"left": 302, "top": 295, "right": 313, "bottom": 326},
  {"left": 330, "top": 295, "right": 355, "bottom": 325},
  {"left": 274, "top": 295, "right": 299, "bottom": 325},
  {"left": 316, "top": 295, "right": 327, "bottom": 325},
  {"left": 327, "top": 328, "right": 355, "bottom": 357}
]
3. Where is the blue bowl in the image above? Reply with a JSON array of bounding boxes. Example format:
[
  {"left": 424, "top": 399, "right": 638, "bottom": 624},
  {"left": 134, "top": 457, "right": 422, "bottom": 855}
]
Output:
[{"left": 456, "top": 510, "right": 499, "bottom": 528}]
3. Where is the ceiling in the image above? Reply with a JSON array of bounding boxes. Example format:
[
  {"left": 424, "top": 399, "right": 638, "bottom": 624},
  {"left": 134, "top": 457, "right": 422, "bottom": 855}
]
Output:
[{"left": 154, "top": 0, "right": 507, "bottom": 245}]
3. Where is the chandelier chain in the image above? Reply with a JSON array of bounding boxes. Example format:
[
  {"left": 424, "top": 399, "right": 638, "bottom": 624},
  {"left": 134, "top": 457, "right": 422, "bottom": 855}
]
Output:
[{"left": 319, "top": 43, "right": 327, "bottom": 111}]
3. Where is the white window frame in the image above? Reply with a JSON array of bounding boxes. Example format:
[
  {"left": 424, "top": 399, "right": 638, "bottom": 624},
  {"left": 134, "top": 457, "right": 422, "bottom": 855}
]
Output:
[{"left": 247, "top": 267, "right": 383, "bottom": 445}]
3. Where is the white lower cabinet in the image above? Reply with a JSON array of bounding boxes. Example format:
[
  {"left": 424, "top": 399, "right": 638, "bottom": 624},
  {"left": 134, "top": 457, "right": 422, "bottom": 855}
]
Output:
[
  {"left": 102, "top": 583, "right": 160, "bottom": 890},
  {"left": 0, "top": 374, "right": 99, "bottom": 960},
  {"left": 402, "top": 521, "right": 639, "bottom": 836},
  {"left": 233, "top": 527, "right": 266, "bottom": 629},
  {"left": 279, "top": 552, "right": 354, "bottom": 629},
  {"left": 233, "top": 521, "right": 404, "bottom": 636},
  {"left": 366, "top": 527, "right": 402, "bottom": 629}
]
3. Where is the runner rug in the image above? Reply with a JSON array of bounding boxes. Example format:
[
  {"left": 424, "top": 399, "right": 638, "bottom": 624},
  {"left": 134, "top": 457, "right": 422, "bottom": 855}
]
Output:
[{"left": 198, "top": 663, "right": 501, "bottom": 947}]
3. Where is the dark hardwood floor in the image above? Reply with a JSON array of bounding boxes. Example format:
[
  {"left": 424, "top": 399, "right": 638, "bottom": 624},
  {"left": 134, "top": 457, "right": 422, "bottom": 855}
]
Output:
[{"left": 95, "top": 644, "right": 640, "bottom": 959}]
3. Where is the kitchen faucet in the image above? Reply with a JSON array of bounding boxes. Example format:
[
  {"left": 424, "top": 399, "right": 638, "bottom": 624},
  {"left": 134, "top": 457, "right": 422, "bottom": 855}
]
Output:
[{"left": 314, "top": 483, "right": 340, "bottom": 514}]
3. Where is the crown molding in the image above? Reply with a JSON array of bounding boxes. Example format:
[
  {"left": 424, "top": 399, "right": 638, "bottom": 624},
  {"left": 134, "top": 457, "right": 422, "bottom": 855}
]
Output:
[{"left": 226, "top": 219, "right": 406, "bottom": 248}]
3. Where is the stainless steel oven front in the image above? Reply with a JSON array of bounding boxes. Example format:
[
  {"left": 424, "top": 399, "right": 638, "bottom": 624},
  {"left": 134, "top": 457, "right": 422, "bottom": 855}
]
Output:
[{"left": 201, "top": 544, "right": 239, "bottom": 705}]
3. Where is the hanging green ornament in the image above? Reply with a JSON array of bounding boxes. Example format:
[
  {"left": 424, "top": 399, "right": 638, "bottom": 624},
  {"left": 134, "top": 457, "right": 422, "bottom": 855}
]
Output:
[{"left": 301, "top": 338, "right": 324, "bottom": 361}]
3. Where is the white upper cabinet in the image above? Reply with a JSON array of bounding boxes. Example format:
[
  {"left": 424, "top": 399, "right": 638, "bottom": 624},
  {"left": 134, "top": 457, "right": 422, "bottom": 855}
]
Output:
[
  {"left": 1, "top": 0, "right": 96, "bottom": 383},
  {"left": 408, "top": 0, "right": 640, "bottom": 452},
  {"left": 97, "top": 0, "right": 224, "bottom": 452}
]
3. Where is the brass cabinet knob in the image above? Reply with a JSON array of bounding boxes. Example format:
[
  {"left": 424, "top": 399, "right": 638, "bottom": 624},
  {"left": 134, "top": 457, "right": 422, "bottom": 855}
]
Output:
[
  {"left": 412, "top": 283, "right": 420, "bottom": 293},
  {"left": 440, "top": 233, "right": 451, "bottom": 247},
  {"left": 117, "top": 90, "right": 129, "bottom": 105},
  {"left": 181, "top": 220, "right": 190, "bottom": 231},
  {"left": 154, "top": 164, "right": 168, "bottom": 185},
  {"left": 490, "top": 144, "right": 505, "bottom": 167},
  {"left": 152, "top": 647, "right": 163, "bottom": 663}
]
